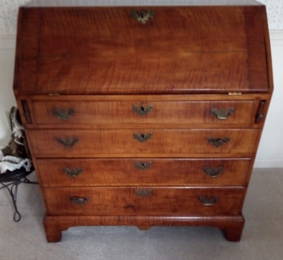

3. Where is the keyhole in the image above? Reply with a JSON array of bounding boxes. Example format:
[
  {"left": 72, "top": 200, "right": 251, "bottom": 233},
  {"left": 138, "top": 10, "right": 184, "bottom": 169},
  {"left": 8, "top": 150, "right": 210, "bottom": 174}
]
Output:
[
  {"left": 140, "top": 106, "right": 145, "bottom": 111},
  {"left": 141, "top": 134, "right": 145, "bottom": 139}
]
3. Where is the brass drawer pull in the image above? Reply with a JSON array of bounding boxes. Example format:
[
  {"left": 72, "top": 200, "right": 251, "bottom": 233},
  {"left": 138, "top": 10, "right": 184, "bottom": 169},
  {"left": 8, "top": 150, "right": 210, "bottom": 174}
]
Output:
[
  {"left": 131, "top": 9, "right": 155, "bottom": 24},
  {"left": 63, "top": 167, "right": 83, "bottom": 177},
  {"left": 133, "top": 133, "right": 152, "bottom": 142},
  {"left": 211, "top": 108, "right": 235, "bottom": 120},
  {"left": 70, "top": 196, "right": 88, "bottom": 205},
  {"left": 55, "top": 136, "right": 79, "bottom": 147},
  {"left": 203, "top": 166, "right": 224, "bottom": 177},
  {"left": 208, "top": 137, "right": 230, "bottom": 147},
  {"left": 135, "top": 188, "right": 153, "bottom": 197},
  {"left": 52, "top": 107, "right": 75, "bottom": 120},
  {"left": 198, "top": 196, "right": 218, "bottom": 206},
  {"left": 135, "top": 161, "right": 152, "bottom": 170},
  {"left": 132, "top": 104, "right": 153, "bottom": 116}
]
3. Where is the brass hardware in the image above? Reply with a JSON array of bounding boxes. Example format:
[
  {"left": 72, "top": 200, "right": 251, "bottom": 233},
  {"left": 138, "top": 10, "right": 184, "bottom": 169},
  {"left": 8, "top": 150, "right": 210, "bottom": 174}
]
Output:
[
  {"left": 55, "top": 136, "right": 79, "bottom": 147},
  {"left": 52, "top": 107, "right": 75, "bottom": 120},
  {"left": 70, "top": 196, "right": 88, "bottom": 205},
  {"left": 255, "top": 100, "right": 266, "bottom": 123},
  {"left": 132, "top": 104, "right": 153, "bottom": 116},
  {"left": 21, "top": 100, "right": 32, "bottom": 123},
  {"left": 131, "top": 9, "right": 155, "bottom": 24},
  {"left": 135, "top": 161, "right": 152, "bottom": 170},
  {"left": 63, "top": 167, "right": 83, "bottom": 177},
  {"left": 203, "top": 166, "right": 224, "bottom": 177},
  {"left": 211, "top": 108, "right": 235, "bottom": 120},
  {"left": 198, "top": 196, "right": 218, "bottom": 206},
  {"left": 135, "top": 188, "right": 153, "bottom": 197},
  {"left": 228, "top": 92, "right": 242, "bottom": 96},
  {"left": 208, "top": 137, "right": 230, "bottom": 147},
  {"left": 133, "top": 133, "right": 152, "bottom": 142}
]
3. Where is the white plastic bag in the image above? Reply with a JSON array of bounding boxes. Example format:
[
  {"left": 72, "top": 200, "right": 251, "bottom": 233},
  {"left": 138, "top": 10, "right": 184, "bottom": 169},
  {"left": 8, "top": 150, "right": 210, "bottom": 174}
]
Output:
[{"left": 0, "top": 154, "right": 32, "bottom": 174}]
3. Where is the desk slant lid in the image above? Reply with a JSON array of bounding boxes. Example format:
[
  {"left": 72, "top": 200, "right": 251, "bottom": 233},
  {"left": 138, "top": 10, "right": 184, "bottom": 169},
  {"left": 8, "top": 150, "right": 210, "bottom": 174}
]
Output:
[{"left": 14, "top": 6, "right": 271, "bottom": 95}]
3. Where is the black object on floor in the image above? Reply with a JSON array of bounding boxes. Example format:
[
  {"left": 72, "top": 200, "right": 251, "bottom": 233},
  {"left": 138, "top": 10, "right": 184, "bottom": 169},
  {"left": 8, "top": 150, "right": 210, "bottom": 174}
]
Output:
[{"left": 0, "top": 167, "right": 37, "bottom": 222}]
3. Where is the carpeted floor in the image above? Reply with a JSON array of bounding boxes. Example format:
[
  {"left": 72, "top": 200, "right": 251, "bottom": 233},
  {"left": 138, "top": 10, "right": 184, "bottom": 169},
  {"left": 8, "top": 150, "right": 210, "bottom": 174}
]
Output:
[{"left": 0, "top": 168, "right": 282, "bottom": 260}]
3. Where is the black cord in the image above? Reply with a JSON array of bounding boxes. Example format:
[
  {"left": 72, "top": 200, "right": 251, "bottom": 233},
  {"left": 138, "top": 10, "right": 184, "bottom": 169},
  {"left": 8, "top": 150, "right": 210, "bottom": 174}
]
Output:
[
  {"left": 0, "top": 168, "right": 38, "bottom": 222},
  {"left": 0, "top": 181, "right": 21, "bottom": 222},
  {"left": 11, "top": 183, "right": 20, "bottom": 222}
]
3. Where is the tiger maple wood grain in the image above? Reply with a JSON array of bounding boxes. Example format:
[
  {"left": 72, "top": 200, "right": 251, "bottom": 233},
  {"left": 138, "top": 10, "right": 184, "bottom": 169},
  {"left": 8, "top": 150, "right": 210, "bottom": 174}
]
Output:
[
  {"left": 14, "top": 6, "right": 270, "bottom": 95},
  {"left": 14, "top": 5, "right": 273, "bottom": 242}
]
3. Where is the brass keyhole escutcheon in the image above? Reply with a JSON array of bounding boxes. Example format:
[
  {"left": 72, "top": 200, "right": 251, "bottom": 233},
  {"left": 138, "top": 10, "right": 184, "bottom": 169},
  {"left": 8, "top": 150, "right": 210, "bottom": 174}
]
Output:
[
  {"left": 135, "top": 161, "right": 152, "bottom": 170},
  {"left": 131, "top": 9, "right": 155, "bottom": 24},
  {"left": 132, "top": 104, "right": 153, "bottom": 116},
  {"left": 133, "top": 133, "right": 152, "bottom": 142}
]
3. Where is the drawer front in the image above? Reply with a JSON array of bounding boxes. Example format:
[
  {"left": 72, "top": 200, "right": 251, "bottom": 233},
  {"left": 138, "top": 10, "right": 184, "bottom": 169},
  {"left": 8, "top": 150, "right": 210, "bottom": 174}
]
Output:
[
  {"left": 31, "top": 100, "right": 257, "bottom": 127},
  {"left": 44, "top": 187, "right": 245, "bottom": 216},
  {"left": 28, "top": 129, "right": 259, "bottom": 158},
  {"left": 36, "top": 158, "right": 251, "bottom": 187}
]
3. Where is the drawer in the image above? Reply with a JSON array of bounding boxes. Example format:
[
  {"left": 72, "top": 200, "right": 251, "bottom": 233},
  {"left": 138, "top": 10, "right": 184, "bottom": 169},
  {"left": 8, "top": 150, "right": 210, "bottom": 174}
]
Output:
[
  {"left": 30, "top": 99, "right": 258, "bottom": 128},
  {"left": 44, "top": 187, "right": 245, "bottom": 216},
  {"left": 28, "top": 129, "right": 259, "bottom": 158},
  {"left": 36, "top": 158, "right": 252, "bottom": 187}
]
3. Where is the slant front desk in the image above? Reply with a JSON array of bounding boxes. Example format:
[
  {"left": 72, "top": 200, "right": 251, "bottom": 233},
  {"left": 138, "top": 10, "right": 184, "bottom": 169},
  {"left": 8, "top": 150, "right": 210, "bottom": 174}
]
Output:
[{"left": 14, "top": 2, "right": 272, "bottom": 242}]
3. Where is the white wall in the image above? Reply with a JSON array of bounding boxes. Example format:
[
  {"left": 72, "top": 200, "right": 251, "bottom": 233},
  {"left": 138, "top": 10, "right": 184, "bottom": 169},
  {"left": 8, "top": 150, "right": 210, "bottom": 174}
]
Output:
[
  {"left": 255, "top": 32, "right": 283, "bottom": 168},
  {"left": 0, "top": 37, "right": 16, "bottom": 148},
  {"left": 0, "top": 1, "right": 282, "bottom": 168}
]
